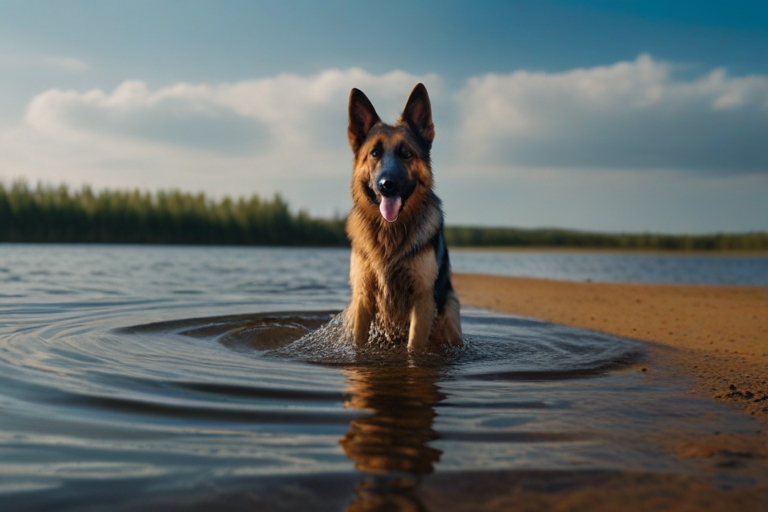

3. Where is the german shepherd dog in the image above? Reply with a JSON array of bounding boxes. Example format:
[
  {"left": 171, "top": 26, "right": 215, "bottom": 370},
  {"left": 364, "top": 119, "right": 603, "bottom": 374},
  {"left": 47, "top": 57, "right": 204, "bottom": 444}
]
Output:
[{"left": 344, "top": 83, "right": 462, "bottom": 352}]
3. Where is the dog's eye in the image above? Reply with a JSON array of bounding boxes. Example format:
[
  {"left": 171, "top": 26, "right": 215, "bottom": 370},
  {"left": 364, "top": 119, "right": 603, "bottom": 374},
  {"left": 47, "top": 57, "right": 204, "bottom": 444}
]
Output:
[
  {"left": 401, "top": 147, "right": 413, "bottom": 159},
  {"left": 370, "top": 147, "right": 381, "bottom": 159}
]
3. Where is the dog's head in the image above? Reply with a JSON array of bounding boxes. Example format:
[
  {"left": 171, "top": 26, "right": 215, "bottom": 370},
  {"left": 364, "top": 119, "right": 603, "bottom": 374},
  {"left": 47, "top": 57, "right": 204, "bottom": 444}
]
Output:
[{"left": 347, "top": 84, "right": 435, "bottom": 223}]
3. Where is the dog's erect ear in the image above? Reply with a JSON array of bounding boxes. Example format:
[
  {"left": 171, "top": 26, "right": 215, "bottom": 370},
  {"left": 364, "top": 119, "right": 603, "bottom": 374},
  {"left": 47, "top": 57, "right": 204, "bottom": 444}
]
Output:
[
  {"left": 348, "top": 88, "right": 380, "bottom": 154},
  {"left": 400, "top": 83, "right": 435, "bottom": 146}
]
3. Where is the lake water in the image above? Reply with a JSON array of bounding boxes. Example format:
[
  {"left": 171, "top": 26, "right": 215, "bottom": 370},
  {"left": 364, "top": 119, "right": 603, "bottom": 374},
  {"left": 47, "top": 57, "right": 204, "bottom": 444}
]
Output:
[
  {"left": 450, "top": 249, "right": 768, "bottom": 286},
  {"left": 1, "top": 245, "right": 765, "bottom": 511}
]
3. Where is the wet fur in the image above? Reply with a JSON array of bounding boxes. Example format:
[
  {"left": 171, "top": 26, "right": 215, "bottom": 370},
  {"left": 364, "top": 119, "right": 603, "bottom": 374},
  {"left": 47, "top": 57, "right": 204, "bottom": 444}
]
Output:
[{"left": 344, "top": 84, "right": 462, "bottom": 352}]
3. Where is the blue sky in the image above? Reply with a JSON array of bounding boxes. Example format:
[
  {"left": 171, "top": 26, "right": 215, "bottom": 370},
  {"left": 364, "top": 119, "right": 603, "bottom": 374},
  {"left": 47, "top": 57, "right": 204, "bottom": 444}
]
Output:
[{"left": 1, "top": 1, "right": 766, "bottom": 232}]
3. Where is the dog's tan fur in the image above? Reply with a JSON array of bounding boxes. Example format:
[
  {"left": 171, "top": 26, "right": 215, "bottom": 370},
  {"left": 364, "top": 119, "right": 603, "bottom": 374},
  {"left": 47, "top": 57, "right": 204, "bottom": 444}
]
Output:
[{"left": 344, "top": 84, "right": 462, "bottom": 352}]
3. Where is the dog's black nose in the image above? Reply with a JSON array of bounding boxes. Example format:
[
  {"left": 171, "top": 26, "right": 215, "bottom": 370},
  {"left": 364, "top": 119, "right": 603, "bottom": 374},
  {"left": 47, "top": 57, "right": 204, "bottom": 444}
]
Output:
[{"left": 377, "top": 178, "right": 397, "bottom": 197}]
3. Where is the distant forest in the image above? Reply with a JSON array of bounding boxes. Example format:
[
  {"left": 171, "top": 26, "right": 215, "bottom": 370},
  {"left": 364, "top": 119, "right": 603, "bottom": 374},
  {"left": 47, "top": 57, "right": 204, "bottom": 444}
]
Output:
[
  {"left": 1, "top": 182, "right": 766, "bottom": 250},
  {"left": 0, "top": 182, "right": 347, "bottom": 246}
]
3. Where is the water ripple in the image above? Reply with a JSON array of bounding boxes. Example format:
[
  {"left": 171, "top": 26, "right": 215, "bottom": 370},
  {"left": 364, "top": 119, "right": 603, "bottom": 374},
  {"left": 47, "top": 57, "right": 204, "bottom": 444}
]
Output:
[{"left": 0, "top": 245, "right": 761, "bottom": 511}]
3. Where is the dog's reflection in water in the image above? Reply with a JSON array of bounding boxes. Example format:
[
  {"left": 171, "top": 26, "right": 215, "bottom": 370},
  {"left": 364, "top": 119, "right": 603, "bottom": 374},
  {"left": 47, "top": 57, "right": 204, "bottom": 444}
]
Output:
[{"left": 340, "top": 366, "right": 445, "bottom": 512}]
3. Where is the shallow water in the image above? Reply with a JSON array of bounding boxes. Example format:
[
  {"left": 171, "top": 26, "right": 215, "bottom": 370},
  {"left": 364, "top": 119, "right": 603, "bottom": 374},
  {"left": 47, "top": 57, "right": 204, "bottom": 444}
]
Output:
[{"left": 0, "top": 245, "right": 763, "bottom": 511}]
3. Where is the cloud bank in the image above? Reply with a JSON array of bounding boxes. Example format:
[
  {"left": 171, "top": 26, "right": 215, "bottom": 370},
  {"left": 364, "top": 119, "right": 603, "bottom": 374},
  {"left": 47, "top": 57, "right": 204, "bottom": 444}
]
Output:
[
  {"left": 455, "top": 54, "right": 768, "bottom": 173},
  {"left": 1, "top": 55, "right": 767, "bottom": 230},
  {"left": 24, "top": 69, "right": 441, "bottom": 177},
  {"left": 17, "top": 54, "right": 768, "bottom": 180}
]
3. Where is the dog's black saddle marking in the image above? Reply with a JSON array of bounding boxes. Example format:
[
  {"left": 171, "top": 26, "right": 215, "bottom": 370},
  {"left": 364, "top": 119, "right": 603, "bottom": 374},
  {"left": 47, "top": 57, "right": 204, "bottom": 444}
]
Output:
[{"left": 431, "top": 227, "right": 452, "bottom": 314}]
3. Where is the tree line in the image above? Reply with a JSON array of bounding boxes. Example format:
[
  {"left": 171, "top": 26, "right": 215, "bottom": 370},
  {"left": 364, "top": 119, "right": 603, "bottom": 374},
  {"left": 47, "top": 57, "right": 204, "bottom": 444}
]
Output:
[
  {"left": 1, "top": 182, "right": 766, "bottom": 250},
  {"left": 0, "top": 182, "right": 346, "bottom": 245}
]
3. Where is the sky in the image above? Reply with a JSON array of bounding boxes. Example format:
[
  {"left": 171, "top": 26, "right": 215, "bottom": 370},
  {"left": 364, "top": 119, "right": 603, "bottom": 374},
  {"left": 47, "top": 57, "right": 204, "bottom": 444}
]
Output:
[{"left": 1, "top": 1, "right": 767, "bottom": 233}]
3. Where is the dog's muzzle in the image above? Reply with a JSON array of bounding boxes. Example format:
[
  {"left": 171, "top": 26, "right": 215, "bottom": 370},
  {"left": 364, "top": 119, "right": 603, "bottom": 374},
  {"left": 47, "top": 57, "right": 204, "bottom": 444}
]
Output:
[{"left": 374, "top": 154, "right": 409, "bottom": 222}]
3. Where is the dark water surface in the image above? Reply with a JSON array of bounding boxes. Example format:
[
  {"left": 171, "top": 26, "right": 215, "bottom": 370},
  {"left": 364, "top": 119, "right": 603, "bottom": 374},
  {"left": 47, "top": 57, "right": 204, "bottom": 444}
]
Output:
[{"left": 0, "top": 245, "right": 764, "bottom": 511}]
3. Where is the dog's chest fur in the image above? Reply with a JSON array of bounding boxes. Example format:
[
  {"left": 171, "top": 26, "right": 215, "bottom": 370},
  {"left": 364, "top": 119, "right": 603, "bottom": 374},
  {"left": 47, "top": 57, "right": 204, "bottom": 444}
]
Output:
[
  {"left": 349, "top": 196, "right": 443, "bottom": 334},
  {"left": 373, "top": 258, "right": 419, "bottom": 326}
]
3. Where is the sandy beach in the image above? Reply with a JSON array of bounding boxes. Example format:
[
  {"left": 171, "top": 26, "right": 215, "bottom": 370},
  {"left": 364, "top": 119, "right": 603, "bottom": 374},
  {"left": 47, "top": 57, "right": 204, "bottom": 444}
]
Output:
[
  {"left": 449, "top": 272, "right": 768, "bottom": 510},
  {"left": 453, "top": 273, "right": 768, "bottom": 420},
  {"left": 449, "top": 272, "right": 768, "bottom": 507}
]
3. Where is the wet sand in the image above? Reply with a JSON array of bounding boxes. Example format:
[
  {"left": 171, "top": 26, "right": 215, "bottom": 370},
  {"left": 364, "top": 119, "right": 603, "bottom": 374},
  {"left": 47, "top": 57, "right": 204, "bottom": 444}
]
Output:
[
  {"left": 453, "top": 273, "right": 768, "bottom": 420},
  {"left": 451, "top": 273, "right": 768, "bottom": 511}
]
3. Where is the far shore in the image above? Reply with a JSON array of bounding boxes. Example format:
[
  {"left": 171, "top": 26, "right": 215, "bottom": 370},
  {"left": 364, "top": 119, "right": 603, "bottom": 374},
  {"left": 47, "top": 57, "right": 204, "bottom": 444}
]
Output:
[{"left": 449, "top": 246, "right": 768, "bottom": 256}]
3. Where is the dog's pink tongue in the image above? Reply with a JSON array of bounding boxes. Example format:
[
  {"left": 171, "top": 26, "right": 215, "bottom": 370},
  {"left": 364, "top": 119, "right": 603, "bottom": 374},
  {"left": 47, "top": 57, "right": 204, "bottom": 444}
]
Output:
[{"left": 379, "top": 196, "right": 402, "bottom": 222}]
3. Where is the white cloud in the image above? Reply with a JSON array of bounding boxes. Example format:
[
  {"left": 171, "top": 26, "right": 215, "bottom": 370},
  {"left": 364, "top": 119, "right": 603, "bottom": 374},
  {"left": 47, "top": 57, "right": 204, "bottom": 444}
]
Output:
[
  {"left": 1, "top": 69, "right": 439, "bottom": 215},
  {"left": 1, "top": 57, "right": 767, "bottom": 230},
  {"left": 452, "top": 54, "right": 768, "bottom": 173},
  {"left": 25, "top": 81, "right": 270, "bottom": 155},
  {"left": 22, "top": 69, "right": 440, "bottom": 173}
]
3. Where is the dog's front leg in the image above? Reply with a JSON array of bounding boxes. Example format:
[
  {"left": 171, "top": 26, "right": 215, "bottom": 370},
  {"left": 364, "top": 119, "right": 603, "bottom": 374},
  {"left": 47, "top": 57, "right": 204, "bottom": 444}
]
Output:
[
  {"left": 347, "top": 250, "right": 375, "bottom": 348},
  {"left": 408, "top": 294, "right": 436, "bottom": 352},
  {"left": 348, "top": 294, "right": 374, "bottom": 348},
  {"left": 407, "top": 249, "right": 440, "bottom": 352}
]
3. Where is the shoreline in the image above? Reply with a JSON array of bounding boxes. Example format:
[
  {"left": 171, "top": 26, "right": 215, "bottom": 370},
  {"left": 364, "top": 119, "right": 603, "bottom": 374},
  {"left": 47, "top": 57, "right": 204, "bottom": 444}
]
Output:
[
  {"left": 449, "top": 246, "right": 768, "bottom": 256},
  {"left": 1, "top": 242, "right": 768, "bottom": 257},
  {"left": 450, "top": 273, "right": 768, "bottom": 509},
  {"left": 453, "top": 273, "right": 768, "bottom": 421}
]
